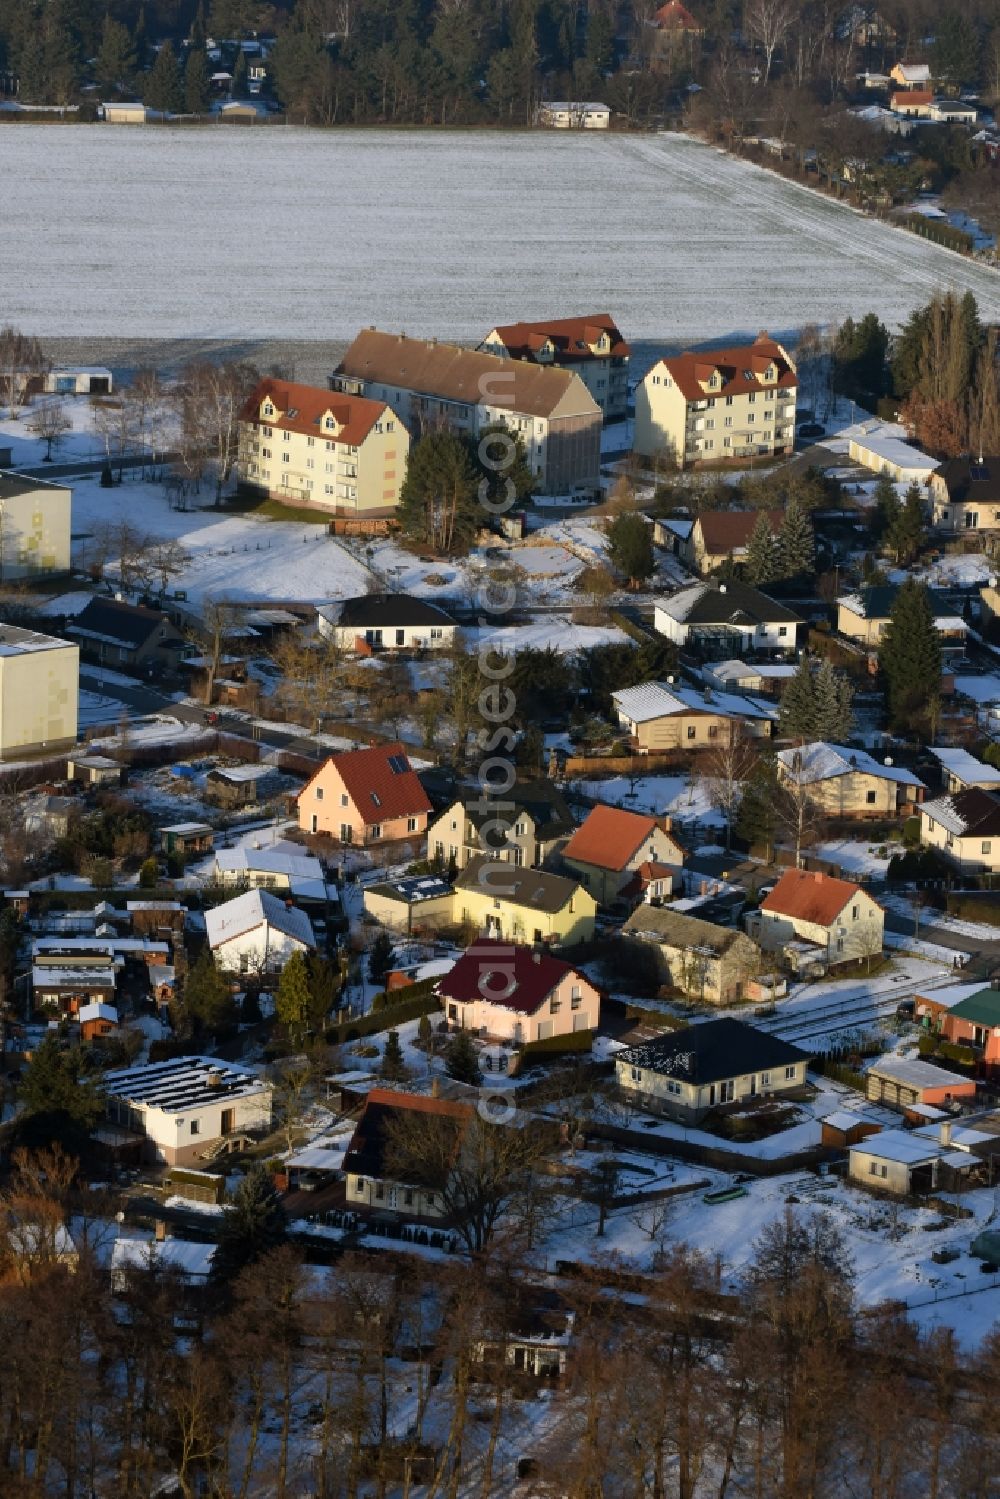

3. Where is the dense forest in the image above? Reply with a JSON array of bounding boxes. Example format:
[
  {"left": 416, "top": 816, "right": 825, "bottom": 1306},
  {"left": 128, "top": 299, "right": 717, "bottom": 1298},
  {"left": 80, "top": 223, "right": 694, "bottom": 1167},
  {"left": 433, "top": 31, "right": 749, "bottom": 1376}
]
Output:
[{"left": 2, "top": 0, "right": 1000, "bottom": 134}]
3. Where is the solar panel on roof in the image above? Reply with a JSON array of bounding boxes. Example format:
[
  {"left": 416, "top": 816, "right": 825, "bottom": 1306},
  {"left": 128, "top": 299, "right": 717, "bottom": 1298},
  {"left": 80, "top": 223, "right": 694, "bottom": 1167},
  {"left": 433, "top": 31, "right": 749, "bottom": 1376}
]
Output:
[
  {"left": 388, "top": 753, "right": 408, "bottom": 774},
  {"left": 971, "top": 463, "right": 990, "bottom": 482}
]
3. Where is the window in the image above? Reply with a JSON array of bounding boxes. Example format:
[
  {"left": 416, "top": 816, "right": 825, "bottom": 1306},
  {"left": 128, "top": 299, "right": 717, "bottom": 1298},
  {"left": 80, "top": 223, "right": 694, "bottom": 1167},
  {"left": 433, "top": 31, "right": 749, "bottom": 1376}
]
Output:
[
  {"left": 370, "top": 824, "right": 382, "bottom": 840},
  {"left": 630, "top": 1066, "right": 642, "bottom": 1082},
  {"left": 724, "top": 416, "right": 733, "bottom": 427},
  {"left": 403, "top": 1189, "right": 414, "bottom": 1206},
  {"left": 426, "top": 1194, "right": 436, "bottom": 1207},
  {"left": 725, "top": 395, "right": 733, "bottom": 405},
  {"left": 448, "top": 1003, "right": 458, "bottom": 1020},
  {"left": 340, "top": 793, "right": 348, "bottom": 807},
  {"left": 190, "top": 1120, "right": 200, "bottom": 1135},
  {"left": 866, "top": 790, "right": 877, "bottom": 805},
  {"left": 869, "top": 1160, "right": 879, "bottom": 1176},
  {"left": 261, "top": 447, "right": 272, "bottom": 459},
  {"left": 708, "top": 725, "right": 719, "bottom": 739},
  {"left": 434, "top": 841, "right": 444, "bottom": 858},
  {"left": 550, "top": 995, "right": 561, "bottom": 1014},
  {"left": 315, "top": 787, "right": 324, "bottom": 801},
  {"left": 852, "top": 905, "right": 859, "bottom": 920},
  {"left": 687, "top": 725, "right": 696, "bottom": 740},
  {"left": 262, "top": 424, "right": 272, "bottom": 436},
  {"left": 984, "top": 841, "right": 993, "bottom": 855},
  {"left": 407, "top": 817, "right": 418, "bottom": 832},
  {"left": 282, "top": 453, "right": 290, "bottom": 463},
  {"left": 719, "top": 1080, "right": 734, "bottom": 1102},
  {"left": 784, "top": 1065, "right": 796, "bottom": 1080},
  {"left": 761, "top": 1072, "right": 771, "bottom": 1086},
  {"left": 747, "top": 392, "right": 756, "bottom": 403},
  {"left": 375, "top": 1183, "right": 385, "bottom": 1200},
  {"left": 355, "top": 1177, "right": 366, "bottom": 1193},
  {"left": 306, "top": 436, "right": 315, "bottom": 447},
  {"left": 778, "top": 626, "right": 787, "bottom": 638},
  {"left": 666, "top": 1079, "right": 682, "bottom": 1096}
]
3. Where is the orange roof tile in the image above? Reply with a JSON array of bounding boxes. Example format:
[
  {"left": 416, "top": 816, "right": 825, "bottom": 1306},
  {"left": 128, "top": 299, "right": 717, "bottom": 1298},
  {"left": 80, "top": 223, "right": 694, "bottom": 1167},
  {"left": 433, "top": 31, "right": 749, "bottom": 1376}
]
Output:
[
  {"left": 653, "top": 0, "right": 702, "bottom": 29},
  {"left": 487, "top": 314, "right": 630, "bottom": 363},
  {"left": 240, "top": 377, "right": 388, "bottom": 448},
  {"left": 655, "top": 334, "right": 797, "bottom": 405},
  {"left": 563, "top": 804, "right": 680, "bottom": 872},
  {"left": 298, "top": 743, "right": 432, "bottom": 826},
  {"left": 759, "top": 868, "right": 869, "bottom": 927}
]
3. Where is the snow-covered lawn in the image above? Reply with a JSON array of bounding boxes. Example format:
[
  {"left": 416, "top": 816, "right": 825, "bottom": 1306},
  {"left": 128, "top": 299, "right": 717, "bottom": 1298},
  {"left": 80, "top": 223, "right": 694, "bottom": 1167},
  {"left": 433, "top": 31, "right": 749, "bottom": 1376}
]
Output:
[
  {"left": 0, "top": 394, "right": 113, "bottom": 467},
  {"left": 814, "top": 838, "right": 896, "bottom": 877},
  {"left": 473, "top": 619, "right": 629, "bottom": 655},
  {"left": 570, "top": 773, "right": 724, "bottom": 826},
  {"left": 8, "top": 126, "right": 1000, "bottom": 339}
]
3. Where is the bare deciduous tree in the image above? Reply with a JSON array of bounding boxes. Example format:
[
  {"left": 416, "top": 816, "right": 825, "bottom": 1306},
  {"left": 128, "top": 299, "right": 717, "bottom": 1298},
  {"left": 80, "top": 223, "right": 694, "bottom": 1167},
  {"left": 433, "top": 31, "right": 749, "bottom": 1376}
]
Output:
[{"left": 28, "top": 399, "right": 71, "bottom": 461}]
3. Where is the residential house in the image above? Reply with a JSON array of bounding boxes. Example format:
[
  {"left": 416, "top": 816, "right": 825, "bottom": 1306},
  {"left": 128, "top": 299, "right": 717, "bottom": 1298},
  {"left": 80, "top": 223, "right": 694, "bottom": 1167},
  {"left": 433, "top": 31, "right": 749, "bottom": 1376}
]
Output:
[
  {"left": 536, "top": 101, "right": 610, "bottom": 129},
  {"left": 0, "top": 472, "right": 71, "bottom": 578},
  {"left": 702, "top": 659, "right": 797, "bottom": 696},
  {"left": 621, "top": 905, "right": 762, "bottom": 1003},
  {"left": 680, "top": 509, "right": 784, "bottom": 575},
  {"left": 848, "top": 1121, "right": 978, "bottom": 1196},
  {"left": 68, "top": 597, "right": 187, "bottom": 673},
  {"left": 890, "top": 90, "right": 934, "bottom": 118},
  {"left": 343, "top": 1088, "right": 474, "bottom": 1221},
  {"left": 930, "top": 748, "right": 1000, "bottom": 795},
  {"left": 79, "top": 1000, "right": 119, "bottom": 1040},
  {"left": 864, "top": 1056, "right": 977, "bottom": 1112},
  {"left": 363, "top": 874, "right": 455, "bottom": 934},
  {"left": 612, "top": 679, "right": 776, "bottom": 751},
  {"left": 110, "top": 1235, "right": 216, "bottom": 1293},
  {"left": 204, "top": 887, "right": 315, "bottom": 974},
  {"left": 775, "top": 742, "right": 925, "bottom": 817},
  {"left": 836, "top": 584, "right": 967, "bottom": 664},
  {"left": 237, "top": 377, "right": 410, "bottom": 519},
  {"left": 634, "top": 334, "right": 797, "bottom": 467},
  {"left": 0, "top": 625, "right": 78, "bottom": 761},
  {"left": 478, "top": 315, "right": 629, "bottom": 422},
  {"left": 427, "top": 782, "right": 575, "bottom": 871},
  {"left": 561, "top": 804, "right": 685, "bottom": 905},
  {"left": 653, "top": 581, "right": 802, "bottom": 656},
  {"left": 889, "top": 62, "right": 931, "bottom": 89},
  {"left": 651, "top": 0, "right": 704, "bottom": 44},
  {"left": 847, "top": 430, "right": 939, "bottom": 481},
  {"left": 24, "top": 793, "right": 77, "bottom": 839},
  {"left": 104, "top": 1056, "right": 273, "bottom": 1166},
  {"left": 317, "top": 594, "right": 458, "bottom": 652},
  {"left": 32, "top": 961, "right": 117, "bottom": 1014},
  {"left": 160, "top": 822, "right": 214, "bottom": 858},
  {"left": 752, "top": 869, "right": 884, "bottom": 970},
  {"left": 213, "top": 844, "right": 326, "bottom": 894},
  {"left": 615, "top": 1017, "right": 810, "bottom": 1123},
  {"left": 331, "top": 330, "right": 602, "bottom": 495},
  {"left": 101, "top": 101, "right": 149, "bottom": 122},
  {"left": 937, "top": 988, "right": 1000, "bottom": 1069},
  {"left": 436, "top": 939, "right": 600, "bottom": 1044},
  {"left": 929, "top": 456, "right": 1000, "bottom": 533},
  {"left": 297, "top": 742, "right": 432, "bottom": 844},
  {"left": 453, "top": 856, "right": 596, "bottom": 946},
  {"left": 919, "top": 787, "right": 1000, "bottom": 874}
]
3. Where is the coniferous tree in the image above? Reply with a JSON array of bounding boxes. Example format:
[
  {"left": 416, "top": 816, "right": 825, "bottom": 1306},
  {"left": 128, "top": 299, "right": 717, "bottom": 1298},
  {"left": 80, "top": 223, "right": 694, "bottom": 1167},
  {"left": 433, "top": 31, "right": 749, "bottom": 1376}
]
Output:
[
  {"left": 398, "top": 430, "right": 480, "bottom": 555},
  {"left": 813, "top": 658, "right": 854, "bottom": 742},
  {"left": 184, "top": 46, "right": 211, "bottom": 113},
  {"left": 777, "top": 497, "right": 815, "bottom": 581},
  {"left": 184, "top": 948, "right": 236, "bottom": 1036},
  {"left": 879, "top": 580, "right": 942, "bottom": 735},
  {"left": 445, "top": 1027, "right": 482, "bottom": 1086},
  {"left": 606, "top": 511, "right": 654, "bottom": 584},
  {"left": 212, "top": 1163, "right": 287, "bottom": 1283},
  {"left": 275, "top": 951, "right": 313, "bottom": 1046},
  {"left": 778, "top": 657, "right": 817, "bottom": 740},
  {"left": 886, "top": 482, "right": 926, "bottom": 565},
  {"left": 736, "top": 757, "right": 780, "bottom": 857},
  {"left": 471, "top": 422, "right": 535, "bottom": 510},
  {"left": 870, "top": 474, "right": 901, "bottom": 542},
  {"left": 95, "top": 15, "right": 136, "bottom": 95},
  {"left": 232, "top": 44, "right": 248, "bottom": 96},
  {"left": 380, "top": 1029, "right": 407, "bottom": 1082},
  {"left": 745, "top": 511, "right": 780, "bottom": 585},
  {"left": 144, "top": 40, "right": 183, "bottom": 112},
  {"left": 368, "top": 932, "right": 395, "bottom": 987}
]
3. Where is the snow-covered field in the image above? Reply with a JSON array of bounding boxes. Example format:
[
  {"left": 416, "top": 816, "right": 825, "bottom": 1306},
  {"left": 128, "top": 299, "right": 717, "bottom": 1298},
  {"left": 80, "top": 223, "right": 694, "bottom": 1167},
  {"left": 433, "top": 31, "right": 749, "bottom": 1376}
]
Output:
[{"left": 5, "top": 126, "right": 1000, "bottom": 340}]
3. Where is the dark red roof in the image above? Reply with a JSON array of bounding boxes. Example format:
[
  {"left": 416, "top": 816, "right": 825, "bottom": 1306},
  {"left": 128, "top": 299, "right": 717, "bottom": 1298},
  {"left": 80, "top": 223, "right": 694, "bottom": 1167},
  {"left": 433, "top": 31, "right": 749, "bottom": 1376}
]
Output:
[
  {"left": 437, "top": 939, "right": 587, "bottom": 1016},
  {"left": 655, "top": 335, "right": 797, "bottom": 405},
  {"left": 240, "top": 376, "right": 388, "bottom": 447},
  {"left": 298, "top": 742, "right": 432, "bottom": 826},
  {"left": 696, "top": 508, "right": 784, "bottom": 553},
  {"left": 487, "top": 314, "right": 629, "bottom": 364}
]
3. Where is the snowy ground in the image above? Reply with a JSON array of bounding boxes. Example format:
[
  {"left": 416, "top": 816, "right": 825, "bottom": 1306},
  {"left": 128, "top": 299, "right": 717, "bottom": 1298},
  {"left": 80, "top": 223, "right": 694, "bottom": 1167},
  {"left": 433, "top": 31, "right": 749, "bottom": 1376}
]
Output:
[
  {"left": 0, "top": 394, "right": 113, "bottom": 466},
  {"left": 7, "top": 127, "right": 1000, "bottom": 340},
  {"left": 568, "top": 773, "right": 725, "bottom": 827}
]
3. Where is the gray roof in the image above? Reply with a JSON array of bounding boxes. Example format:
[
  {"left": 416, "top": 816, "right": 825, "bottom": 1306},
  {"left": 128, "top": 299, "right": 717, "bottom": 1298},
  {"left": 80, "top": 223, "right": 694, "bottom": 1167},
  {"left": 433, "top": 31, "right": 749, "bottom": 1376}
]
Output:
[
  {"left": 655, "top": 580, "right": 802, "bottom": 628},
  {"left": 623, "top": 904, "right": 752, "bottom": 955},
  {"left": 455, "top": 855, "right": 585, "bottom": 913},
  {"left": 617, "top": 1017, "right": 809, "bottom": 1084}
]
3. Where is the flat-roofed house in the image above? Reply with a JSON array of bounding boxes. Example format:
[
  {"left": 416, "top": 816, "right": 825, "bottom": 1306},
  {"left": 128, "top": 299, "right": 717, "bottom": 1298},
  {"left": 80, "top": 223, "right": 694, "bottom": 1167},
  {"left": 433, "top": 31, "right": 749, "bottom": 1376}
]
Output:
[
  {"left": 363, "top": 873, "right": 455, "bottom": 934},
  {"left": 297, "top": 742, "right": 432, "bottom": 845},
  {"left": 847, "top": 429, "right": 938, "bottom": 481},
  {"left": 848, "top": 1125, "right": 977, "bottom": 1196},
  {"left": 213, "top": 844, "right": 325, "bottom": 893},
  {"left": 634, "top": 334, "right": 797, "bottom": 467},
  {"left": 561, "top": 804, "right": 685, "bottom": 905},
  {"left": 653, "top": 581, "right": 801, "bottom": 656},
  {"left": 331, "top": 329, "right": 602, "bottom": 496},
  {"left": 205, "top": 888, "right": 315, "bottom": 975},
  {"left": 436, "top": 939, "right": 600, "bottom": 1044},
  {"left": 938, "top": 988, "right": 1000, "bottom": 1069},
  {"left": 864, "top": 1056, "right": 976, "bottom": 1112},
  {"left": 454, "top": 856, "right": 596, "bottom": 947},
  {"left": 0, "top": 472, "right": 72, "bottom": 577},
  {"left": 622, "top": 905, "right": 762, "bottom": 1003},
  {"left": 536, "top": 101, "right": 611, "bottom": 129},
  {"left": 0, "top": 624, "right": 78, "bottom": 760},
  {"left": 237, "top": 377, "right": 410, "bottom": 518},
  {"left": 478, "top": 315, "right": 629, "bottom": 421},
  {"left": 104, "top": 1055, "right": 273, "bottom": 1165},
  {"left": 929, "top": 456, "right": 1000, "bottom": 533},
  {"left": 616, "top": 1017, "right": 810, "bottom": 1122},
  {"left": 752, "top": 868, "right": 884, "bottom": 970},
  {"left": 612, "top": 679, "right": 776, "bottom": 751},
  {"left": 930, "top": 749, "right": 1000, "bottom": 795},
  {"left": 775, "top": 742, "right": 925, "bottom": 818},
  {"left": 919, "top": 788, "right": 1000, "bottom": 874}
]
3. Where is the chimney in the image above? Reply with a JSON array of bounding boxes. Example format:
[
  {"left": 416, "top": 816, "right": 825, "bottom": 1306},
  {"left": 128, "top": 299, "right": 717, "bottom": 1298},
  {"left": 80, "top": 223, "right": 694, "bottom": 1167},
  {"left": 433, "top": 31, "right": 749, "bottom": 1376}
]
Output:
[
  {"left": 718, "top": 583, "right": 727, "bottom": 594},
  {"left": 154, "top": 1218, "right": 167, "bottom": 1242},
  {"left": 661, "top": 815, "right": 672, "bottom": 833},
  {"left": 431, "top": 1076, "right": 442, "bottom": 1099},
  {"left": 207, "top": 1067, "right": 222, "bottom": 1089},
  {"left": 813, "top": 871, "right": 823, "bottom": 882},
  {"left": 884, "top": 756, "right": 894, "bottom": 767},
  {"left": 940, "top": 1120, "right": 953, "bottom": 1147}
]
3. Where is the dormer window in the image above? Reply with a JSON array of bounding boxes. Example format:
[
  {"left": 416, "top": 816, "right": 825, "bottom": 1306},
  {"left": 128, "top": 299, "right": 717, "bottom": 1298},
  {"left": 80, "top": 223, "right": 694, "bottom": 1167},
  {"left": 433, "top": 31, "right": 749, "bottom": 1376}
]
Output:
[{"left": 262, "top": 402, "right": 274, "bottom": 418}]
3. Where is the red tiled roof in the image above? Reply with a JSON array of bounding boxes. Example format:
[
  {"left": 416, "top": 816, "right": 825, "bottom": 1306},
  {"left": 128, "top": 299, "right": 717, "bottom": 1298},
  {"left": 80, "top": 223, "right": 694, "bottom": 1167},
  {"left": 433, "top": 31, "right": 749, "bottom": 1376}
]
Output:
[
  {"left": 487, "top": 314, "right": 630, "bottom": 363},
  {"left": 298, "top": 742, "right": 432, "bottom": 826},
  {"left": 563, "top": 804, "right": 678, "bottom": 872},
  {"left": 696, "top": 508, "right": 783, "bottom": 552},
  {"left": 437, "top": 938, "right": 589, "bottom": 1015},
  {"left": 654, "top": 334, "right": 797, "bottom": 405},
  {"left": 891, "top": 91, "right": 933, "bottom": 106},
  {"left": 240, "top": 377, "right": 388, "bottom": 447},
  {"left": 363, "top": 1087, "right": 473, "bottom": 1121},
  {"left": 653, "top": 0, "right": 702, "bottom": 29},
  {"left": 760, "top": 868, "right": 867, "bottom": 927}
]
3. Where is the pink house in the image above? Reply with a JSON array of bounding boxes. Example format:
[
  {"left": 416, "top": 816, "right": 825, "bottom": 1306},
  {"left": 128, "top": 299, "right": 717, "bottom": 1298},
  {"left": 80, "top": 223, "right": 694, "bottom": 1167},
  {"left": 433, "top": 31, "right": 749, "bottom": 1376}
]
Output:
[
  {"left": 297, "top": 742, "right": 432, "bottom": 845},
  {"left": 436, "top": 939, "right": 601, "bottom": 1044}
]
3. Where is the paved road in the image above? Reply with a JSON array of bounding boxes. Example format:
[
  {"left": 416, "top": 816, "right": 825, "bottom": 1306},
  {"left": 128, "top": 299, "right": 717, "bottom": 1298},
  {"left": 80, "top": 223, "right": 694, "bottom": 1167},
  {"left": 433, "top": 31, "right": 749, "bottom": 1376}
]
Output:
[{"left": 15, "top": 450, "right": 179, "bottom": 482}]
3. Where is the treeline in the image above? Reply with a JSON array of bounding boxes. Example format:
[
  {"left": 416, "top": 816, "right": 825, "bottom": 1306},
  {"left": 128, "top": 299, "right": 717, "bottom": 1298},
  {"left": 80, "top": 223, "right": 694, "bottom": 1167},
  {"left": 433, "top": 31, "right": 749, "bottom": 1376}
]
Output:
[
  {"left": 4, "top": 0, "right": 1000, "bottom": 131},
  {"left": 1, "top": 1158, "right": 999, "bottom": 1497}
]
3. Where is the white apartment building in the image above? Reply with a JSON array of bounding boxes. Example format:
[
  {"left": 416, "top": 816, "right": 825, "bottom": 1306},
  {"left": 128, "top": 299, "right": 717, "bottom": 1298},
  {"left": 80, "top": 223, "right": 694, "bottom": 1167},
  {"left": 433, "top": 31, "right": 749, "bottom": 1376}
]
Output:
[
  {"left": 0, "top": 472, "right": 72, "bottom": 579},
  {"left": 634, "top": 333, "right": 797, "bottom": 467},
  {"left": 237, "top": 377, "right": 410, "bottom": 519},
  {"left": 332, "top": 329, "right": 603, "bottom": 495},
  {"left": 0, "top": 624, "right": 78, "bottom": 761}
]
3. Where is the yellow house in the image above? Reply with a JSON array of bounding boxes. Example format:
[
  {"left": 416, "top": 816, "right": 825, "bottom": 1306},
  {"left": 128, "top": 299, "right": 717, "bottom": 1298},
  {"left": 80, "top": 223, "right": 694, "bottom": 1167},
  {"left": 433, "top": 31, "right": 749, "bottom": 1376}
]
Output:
[
  {"left": 0, "top": 625, "right": 78, "bottom": 761},
  {"left": 454, "top": 856, "right": 596, "bottom": 947},
  {"left": 634, "top": 334, "right": 797, "bottom": 468},
  {"left": 0, "top": 473, "right": 72, "bottom": 579},
  {"left": 776, "top": 743, "right": 925, "bottom": 819},
  {"left": 237, "top": 377, "right": 409, "bottom": 519}
]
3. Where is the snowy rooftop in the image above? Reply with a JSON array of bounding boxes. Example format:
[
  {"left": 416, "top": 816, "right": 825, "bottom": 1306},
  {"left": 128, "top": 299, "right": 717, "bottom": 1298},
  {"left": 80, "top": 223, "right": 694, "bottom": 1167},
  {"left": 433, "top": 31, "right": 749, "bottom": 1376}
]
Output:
[
  {"left": 215, "top": 845, "right": 323, "bottom": 881},
  {"left": 0, "top": 624, "right": 74, "bottom": 658},
  {"left": 848, "top": 429, "right": 939, "bottom": 473},
  {"left": 112, "top": 1235, "right": 215, "bottom": 1282},
  {"left": 204, "top": 887, "right": 315, "bottom": 950},
  {"left": 78, "top": 1000, "right": 118, "bottom": 1024},
  {"left": 868, "top": 1055, "right": 972, "bottom": 1090},
  {"left": 104, "top": 1054, "right": 270, "bottom": 1113},
  {"left": 930, "top": 748, "right": 1000, "bottom": 787},
  {"left": 853, "top": 1128, "right": 951, "bottom": 1165},
  {"left": 614, "top": 680, "right": 775, "bottom": 725},
  {"left": 777, "top": 742, "right": 924, "bottom": 788}
]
